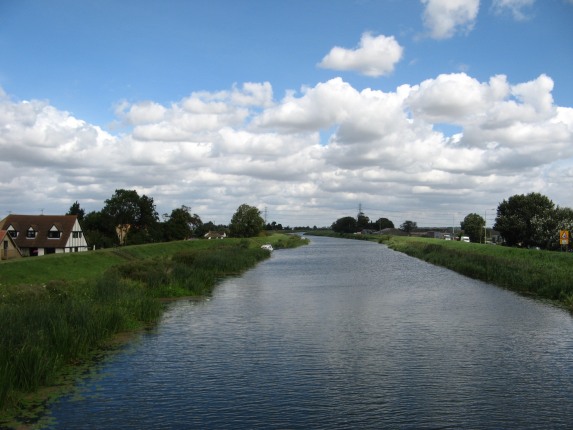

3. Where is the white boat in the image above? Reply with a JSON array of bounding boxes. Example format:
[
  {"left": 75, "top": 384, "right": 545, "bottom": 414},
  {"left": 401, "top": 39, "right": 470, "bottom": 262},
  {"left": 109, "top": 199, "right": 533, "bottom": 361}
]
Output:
[{"left": 261, "top": 244, "right": 274, "bottom": 251}]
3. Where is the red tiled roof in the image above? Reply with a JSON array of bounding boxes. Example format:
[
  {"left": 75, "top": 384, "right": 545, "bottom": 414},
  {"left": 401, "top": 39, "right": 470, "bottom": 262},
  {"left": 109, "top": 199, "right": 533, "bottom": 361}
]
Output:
[{"left": 0, "top": 214, "right": 80, "bottom": 249}]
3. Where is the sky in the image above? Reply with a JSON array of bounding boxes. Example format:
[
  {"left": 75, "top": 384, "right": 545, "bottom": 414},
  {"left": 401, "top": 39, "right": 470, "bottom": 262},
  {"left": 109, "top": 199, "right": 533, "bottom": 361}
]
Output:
[{"left": 1, "top": 0, "right": 572, "bottom": 228}]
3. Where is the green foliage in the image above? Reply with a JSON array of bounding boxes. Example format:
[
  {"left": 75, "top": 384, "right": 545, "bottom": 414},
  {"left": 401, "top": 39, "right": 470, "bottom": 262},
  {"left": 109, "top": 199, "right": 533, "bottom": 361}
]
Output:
[
  {"left": 82, "top": 210, "right": 116, "bottom": 249},
  {"left": 494, "top": 192, "right": 555, "bottom": 248},
  {"left": 66, "top": 201, "right": 85, "bottom": 220},
  {"left": 272, "top": 235, "right": 309, "bottom": 249},
  {"left": 91, "top": 189, "right": 162, "bottom": 246},
  {"left": 0, "top": 277, "right": 162, "bottom": 411},
  {"left": 373, "top": 217, "right": 394, "bottom": 230},
  {"left": 229, "top": 204, "right": 265, "bottom": 238},
  {"left": 331, "top": 213, "right": 395, "bottom": 233},
  {"left": 103, "top": 189, "right": 159, "bottom": 229},
  {"left": 400, "top": 220, "right": 417, "bottom": 235},
  {"left": 357, "top": 212, "right": 370, "bottom": 230},
  {"left": 163, "top": 206, "right": 202, "bottom": 241},
  {"left": 332, "top": 216, "right": 358, "bottom": 233},
  {"left": 461, "top": 213, "right": 485, "bottom": 243}
]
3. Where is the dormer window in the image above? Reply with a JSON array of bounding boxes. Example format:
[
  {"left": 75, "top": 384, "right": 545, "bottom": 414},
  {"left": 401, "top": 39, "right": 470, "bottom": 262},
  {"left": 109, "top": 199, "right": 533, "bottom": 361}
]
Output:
[
  {"left": 48, "top": 225, "right": 61, "bottom": 239},
  {"left": 26, "top": 228, "right": 36, "bottom": 239},
  {"left": 7, "top": 226, "right": 17, "bottom": 238}
]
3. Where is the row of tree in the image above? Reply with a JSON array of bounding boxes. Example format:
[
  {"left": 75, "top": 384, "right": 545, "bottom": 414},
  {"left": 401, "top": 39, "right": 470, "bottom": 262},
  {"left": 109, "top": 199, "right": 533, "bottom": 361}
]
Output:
[
  {"left": 331, "top": 210, "right": 395, "bottom": 234},
  {"left": 69, "top": 189, "right": 268, "bottom": 248},
  {"left": 330, "top": 193, "right": 573, "bottom": 250}
]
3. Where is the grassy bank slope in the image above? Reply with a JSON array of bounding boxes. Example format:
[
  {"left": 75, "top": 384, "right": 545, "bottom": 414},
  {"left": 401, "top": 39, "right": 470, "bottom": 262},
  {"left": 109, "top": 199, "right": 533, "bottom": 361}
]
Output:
[
  {"left": 0, "top": 234, "right": 307, "bottom": 426},
  {"left": 306, "top": 231, "right": 573, "bottom": 310}
]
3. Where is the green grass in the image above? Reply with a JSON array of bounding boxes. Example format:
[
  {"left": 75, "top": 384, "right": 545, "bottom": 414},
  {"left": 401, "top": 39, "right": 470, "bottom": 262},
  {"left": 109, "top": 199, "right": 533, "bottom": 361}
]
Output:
[{"left": 0, "top": 233, "right": 308, "bottom": 425}]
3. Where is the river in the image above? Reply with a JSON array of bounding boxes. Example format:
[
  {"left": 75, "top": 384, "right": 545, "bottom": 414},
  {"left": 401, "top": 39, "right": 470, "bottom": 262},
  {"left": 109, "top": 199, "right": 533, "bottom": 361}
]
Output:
[{"left": 43, "top": 236, "right": 573, "bottom": 429}]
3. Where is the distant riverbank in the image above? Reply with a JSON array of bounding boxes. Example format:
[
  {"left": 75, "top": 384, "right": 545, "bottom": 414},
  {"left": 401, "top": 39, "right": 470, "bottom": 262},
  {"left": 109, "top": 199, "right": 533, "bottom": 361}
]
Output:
[
  {"left": 306, "top": 231, "right": 573, "bottom": 311},
  {"left": 0, "top": 234, "right": 308, "bottom": 428}
]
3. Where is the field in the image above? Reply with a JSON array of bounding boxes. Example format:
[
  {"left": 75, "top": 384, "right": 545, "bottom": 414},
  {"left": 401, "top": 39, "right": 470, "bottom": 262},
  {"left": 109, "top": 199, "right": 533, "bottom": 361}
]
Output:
[{"left": 0, "top": 234, "right": 307, "bottom": 426}]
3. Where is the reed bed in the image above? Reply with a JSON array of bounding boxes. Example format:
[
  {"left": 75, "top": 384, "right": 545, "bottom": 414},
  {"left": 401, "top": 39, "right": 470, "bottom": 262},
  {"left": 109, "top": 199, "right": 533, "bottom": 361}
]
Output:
[{"left": 0, "top": 235, "right": 308, "bottom": 422}]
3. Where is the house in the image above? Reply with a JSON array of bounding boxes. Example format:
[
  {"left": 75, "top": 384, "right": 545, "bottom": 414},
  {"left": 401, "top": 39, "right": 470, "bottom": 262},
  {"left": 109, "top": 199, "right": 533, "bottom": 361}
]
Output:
[
  {"left": 204, "top": 231, "right": 226, "bottom": 240},
  {"left": 0, "top": 214, "right": 89, "bottom": 256},
  {"left": 0, "top": 230, "right": 22, "bottom": 260}
]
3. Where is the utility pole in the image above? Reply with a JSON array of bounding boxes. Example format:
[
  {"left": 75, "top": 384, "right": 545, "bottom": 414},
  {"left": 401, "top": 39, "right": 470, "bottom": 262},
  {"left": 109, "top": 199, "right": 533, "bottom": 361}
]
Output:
[{"left": 264, "top": 206, "right": 268, "bottom": 225}]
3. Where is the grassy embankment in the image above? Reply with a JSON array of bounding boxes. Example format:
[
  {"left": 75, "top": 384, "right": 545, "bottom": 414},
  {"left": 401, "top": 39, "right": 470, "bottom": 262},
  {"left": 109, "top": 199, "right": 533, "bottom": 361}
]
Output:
[
  {"left": 307, "top": 231, "right": 573, "bottom": 309},
  {"left": 0, "top": 234, "right": 307, "bottom": 425}
]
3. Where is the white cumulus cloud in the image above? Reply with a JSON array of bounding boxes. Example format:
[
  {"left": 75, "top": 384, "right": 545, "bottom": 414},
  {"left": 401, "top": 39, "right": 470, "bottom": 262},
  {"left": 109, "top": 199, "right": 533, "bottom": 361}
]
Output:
[
  {"left": 318, "top": 33, "right": 403, "bottom": 77},
  {"left": 421, "top": 0, "right": 480, "bottom": 39},
  {"left": 1, "top": 70, "right": 572, "bottom": 226}
]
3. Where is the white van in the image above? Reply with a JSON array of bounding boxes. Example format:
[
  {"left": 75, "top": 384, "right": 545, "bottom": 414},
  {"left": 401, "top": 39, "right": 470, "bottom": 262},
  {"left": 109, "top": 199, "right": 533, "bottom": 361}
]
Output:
[{"left": 461, "top": 236, "right": 470, "bottom": 242}]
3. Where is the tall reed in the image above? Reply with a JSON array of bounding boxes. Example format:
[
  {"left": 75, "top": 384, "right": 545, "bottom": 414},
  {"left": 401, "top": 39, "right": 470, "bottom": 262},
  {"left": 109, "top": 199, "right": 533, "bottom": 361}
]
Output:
[{"left": 0, "top": 277, "right": 162, "bottom": 412}]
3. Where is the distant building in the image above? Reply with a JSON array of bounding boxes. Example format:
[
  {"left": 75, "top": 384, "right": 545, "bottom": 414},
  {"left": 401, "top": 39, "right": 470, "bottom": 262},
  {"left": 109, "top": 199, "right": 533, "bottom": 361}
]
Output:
[
  {"left": 204, "top": 231, "right": 226, "bottom": 240},
  {"left": 0, "top": 214, "right": 89, "bottom": 256}
]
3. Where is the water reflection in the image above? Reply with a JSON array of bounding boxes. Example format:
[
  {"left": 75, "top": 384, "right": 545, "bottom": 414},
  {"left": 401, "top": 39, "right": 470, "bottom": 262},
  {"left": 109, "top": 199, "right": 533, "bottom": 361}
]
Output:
[{"left": 45, "top": 236, "right": 573, "bottom": 429}]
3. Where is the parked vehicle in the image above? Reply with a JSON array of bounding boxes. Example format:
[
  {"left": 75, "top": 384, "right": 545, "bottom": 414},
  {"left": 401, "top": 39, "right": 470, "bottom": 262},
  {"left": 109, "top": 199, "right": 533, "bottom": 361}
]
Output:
[{"left": 461, "top": 236, "right": 470, "bottom": 243}]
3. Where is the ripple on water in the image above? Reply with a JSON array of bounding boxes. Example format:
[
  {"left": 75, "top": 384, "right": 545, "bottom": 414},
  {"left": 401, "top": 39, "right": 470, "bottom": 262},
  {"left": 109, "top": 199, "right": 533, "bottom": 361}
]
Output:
[{"left": 46, "top": 236, "right": 573, "bottom": 429}]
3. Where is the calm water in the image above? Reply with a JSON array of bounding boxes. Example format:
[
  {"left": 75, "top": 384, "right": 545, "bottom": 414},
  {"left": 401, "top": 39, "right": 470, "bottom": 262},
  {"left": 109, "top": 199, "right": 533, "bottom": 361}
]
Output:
[{"left": 44, "top": 236, "right": 573, "bottom": 429}]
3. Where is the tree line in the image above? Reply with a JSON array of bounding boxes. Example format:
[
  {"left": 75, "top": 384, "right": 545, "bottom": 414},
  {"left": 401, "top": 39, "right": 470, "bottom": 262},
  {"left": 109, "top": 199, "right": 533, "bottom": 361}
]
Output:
[
  {"left": 331, "top": 210, "right": 395, "bottom": 233},
  {"left": 330, "top": 192, "right": 573, "bottom": 250},
  {"left": 68, "top": 189, "right": 271, "bottom": 248}
]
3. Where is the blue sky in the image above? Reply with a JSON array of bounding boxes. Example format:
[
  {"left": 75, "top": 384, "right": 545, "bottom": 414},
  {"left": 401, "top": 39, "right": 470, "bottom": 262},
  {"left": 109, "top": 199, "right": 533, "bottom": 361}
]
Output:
[{"left": 1, "top": 0, "right": 572, "bottom": 227}]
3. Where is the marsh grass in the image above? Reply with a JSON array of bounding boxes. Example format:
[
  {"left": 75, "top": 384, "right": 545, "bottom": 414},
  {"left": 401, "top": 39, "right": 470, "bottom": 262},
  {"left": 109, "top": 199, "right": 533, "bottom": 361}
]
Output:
[{"left": 0, "top": 234, "right": 308, "bottom": 418}]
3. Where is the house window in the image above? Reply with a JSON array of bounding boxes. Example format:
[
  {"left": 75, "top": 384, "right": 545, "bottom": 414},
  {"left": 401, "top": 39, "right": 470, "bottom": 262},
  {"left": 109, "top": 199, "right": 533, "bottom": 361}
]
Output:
[
  {"left": 8, "top": 230, "right": 18, "bottom": 238},
  {"left": 26, "top": 229, "right": 36, "bottom": 238},
  {"left": 48, "top": 230, "right": 61, "bottom": 239},
  {"left": 72, "top": 231, "right": 82, "bottom": 238}
]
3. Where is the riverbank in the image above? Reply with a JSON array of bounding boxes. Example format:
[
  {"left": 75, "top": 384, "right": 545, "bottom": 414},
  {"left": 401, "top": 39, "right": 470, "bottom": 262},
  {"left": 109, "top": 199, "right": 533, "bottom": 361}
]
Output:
[
  {"left": 306, "top": 231, "right": 573, "bottom": 310},
  {"left": 0, "top": 234, "right": 307, "bottom": 428}
]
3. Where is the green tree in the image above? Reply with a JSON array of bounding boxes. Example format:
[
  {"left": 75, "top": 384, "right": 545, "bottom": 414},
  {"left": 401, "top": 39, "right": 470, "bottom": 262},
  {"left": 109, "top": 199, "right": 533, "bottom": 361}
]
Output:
[
  {"left": 82, "top": 210, "right": 115, "bottom": 249},
  {"left": 400, "top": 220, "right": 417, "bottom": 235},
  {"left": 373, "top": 217, "right": 394, "bottom": 230},
  {"left": 357, "top": 211, "right": 370, "bottom": 230},
  {"left": 67, "top": 201, "right": 85, "bottom": 220},
  {"left": 460, "top": 213, "right": 485, "bottom": 243},
  {"left": 101, "top": 189, "right": 160, "bottom": 245},
  {"left": 163, "top": 205, "right": 202, "bottom": 241},
  {"left": 331, "top": 216, "right": 358, "bottom": 233},
  {"left": 494, "top": 193, "right": 555, "bottom": 248},
  {"left": 229, "top": 204, "right": 265, "bottom": 238}
]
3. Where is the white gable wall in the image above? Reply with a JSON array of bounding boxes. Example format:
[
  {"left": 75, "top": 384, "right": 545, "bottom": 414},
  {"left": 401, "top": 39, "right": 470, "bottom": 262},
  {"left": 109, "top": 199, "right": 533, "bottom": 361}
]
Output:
[{"left": 64, "top": 219, "right": 89, "bottom": 252}]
